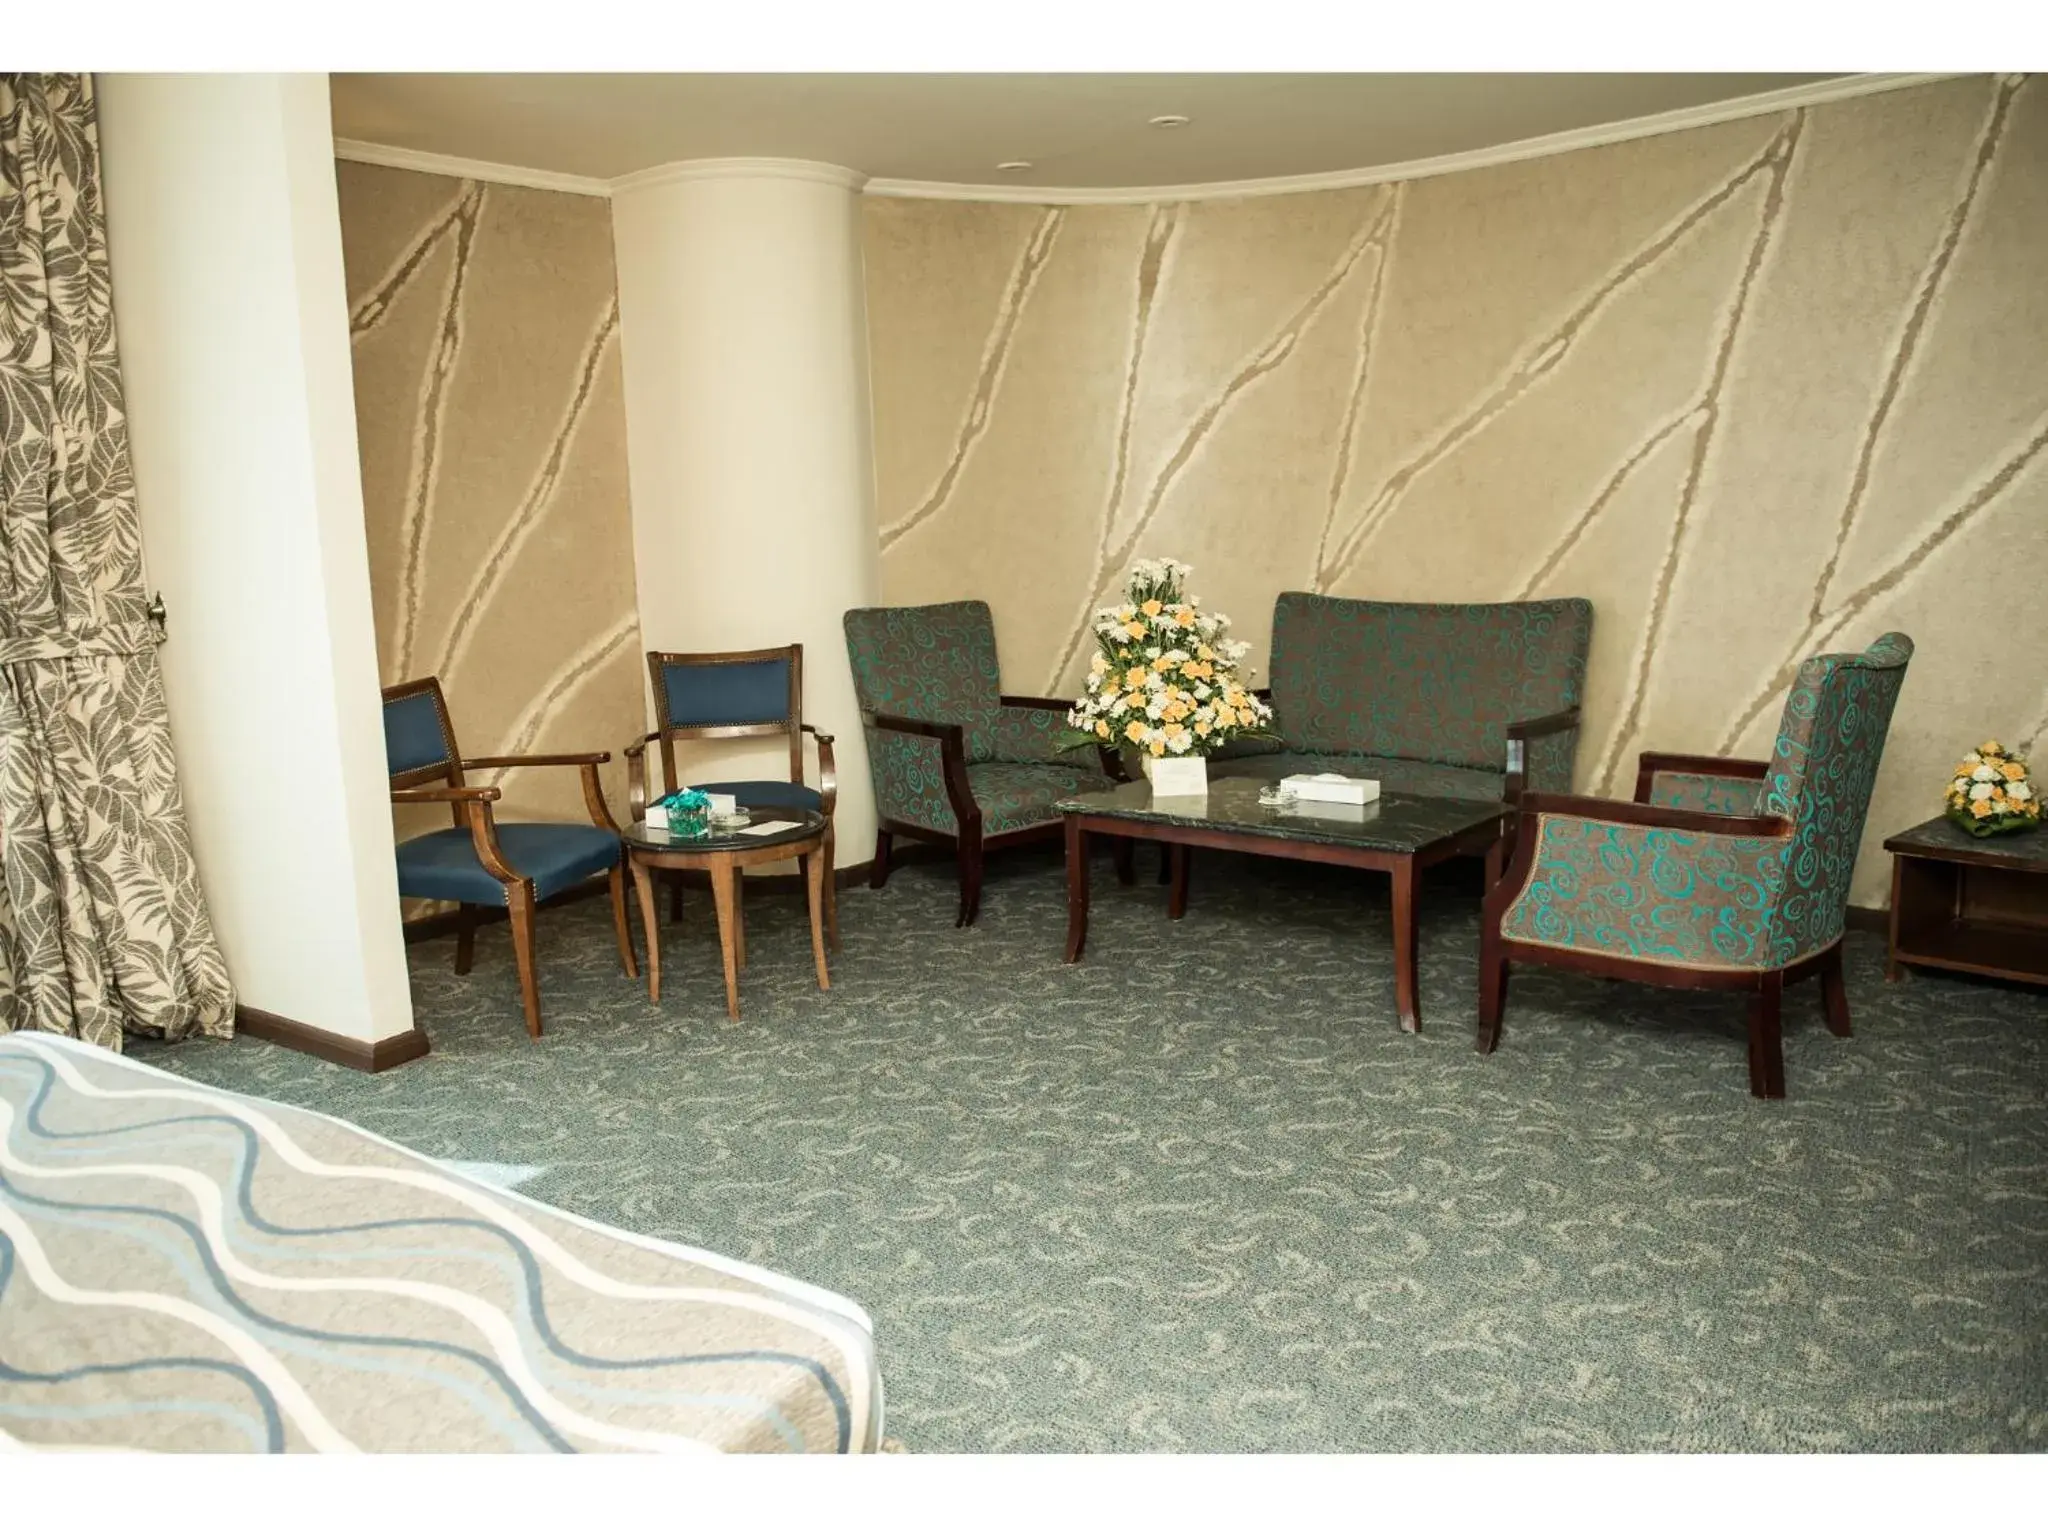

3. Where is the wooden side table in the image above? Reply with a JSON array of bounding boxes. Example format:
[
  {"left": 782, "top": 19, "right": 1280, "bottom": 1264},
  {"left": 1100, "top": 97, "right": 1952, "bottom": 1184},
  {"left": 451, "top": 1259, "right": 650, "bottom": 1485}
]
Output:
[
  {"left": 622, "top": 810, "right": 832, "bottom": 1019},
  {"left": 1882, "top": 816, "right": 2048, "bottom": 985}
]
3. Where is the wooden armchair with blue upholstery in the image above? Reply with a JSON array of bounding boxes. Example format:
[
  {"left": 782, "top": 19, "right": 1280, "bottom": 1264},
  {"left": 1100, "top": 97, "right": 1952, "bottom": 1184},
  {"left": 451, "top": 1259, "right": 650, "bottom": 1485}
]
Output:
[
  {"left": 383, "top": 677, "right": 635, "bottom": 1040},
  {"left": 622, "top": 644, "right": 839, "bottom": 947},
  {"left": 843, "top": 600, "right": 1114, "bottom": 927},
  {"left": 1477, "top": 633, "right": 1914, "bottom": 1098}
]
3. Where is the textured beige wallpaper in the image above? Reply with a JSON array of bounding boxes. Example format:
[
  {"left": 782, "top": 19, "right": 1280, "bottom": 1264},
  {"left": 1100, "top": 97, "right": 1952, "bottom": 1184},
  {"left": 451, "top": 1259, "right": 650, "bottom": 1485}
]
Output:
[
  {"left": 337, "top": 163, "right": 642, "bottom": 866},
  {"left": 866, "top": 75, "right": 2048, "bottom": 907}
]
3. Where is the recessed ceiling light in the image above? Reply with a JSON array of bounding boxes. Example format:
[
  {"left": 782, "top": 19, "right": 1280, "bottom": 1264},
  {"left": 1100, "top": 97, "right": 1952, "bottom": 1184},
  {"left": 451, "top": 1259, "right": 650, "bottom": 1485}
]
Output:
[
  {"left": 1148, "top": 114, "right": 1191, "bottom": 128},
  {"left": 996, "top": 160, "right": 1033, "bottom": 172}
]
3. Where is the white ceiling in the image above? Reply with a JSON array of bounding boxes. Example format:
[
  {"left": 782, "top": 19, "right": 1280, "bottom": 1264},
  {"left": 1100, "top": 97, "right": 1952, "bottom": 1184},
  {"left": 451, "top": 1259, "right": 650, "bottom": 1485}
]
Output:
[{"left": 330, "top": 73, "right": 1849, "bottom": 191}]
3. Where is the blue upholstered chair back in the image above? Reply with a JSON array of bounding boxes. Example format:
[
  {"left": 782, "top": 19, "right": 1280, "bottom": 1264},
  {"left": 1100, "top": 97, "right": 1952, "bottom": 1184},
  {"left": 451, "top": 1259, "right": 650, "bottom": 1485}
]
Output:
[
  {"left": 383, "top": 682, "right": 457, "bottom": 784},
  {"left": 654, "top": 654, "right": 795, "bottom": 731}
]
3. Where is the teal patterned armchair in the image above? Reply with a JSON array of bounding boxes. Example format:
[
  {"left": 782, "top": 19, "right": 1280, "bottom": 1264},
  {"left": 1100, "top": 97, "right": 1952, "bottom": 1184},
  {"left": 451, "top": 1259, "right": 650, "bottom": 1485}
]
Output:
[
  {"left": 1478, "top": 633, "right": 1914, "bottom": 1098},
  {"left": 843, "top": 600, "right": 1112, "bottom": 926},
  {"left": 1214, "top": 593, "right": 1594, "bottom": 806}
]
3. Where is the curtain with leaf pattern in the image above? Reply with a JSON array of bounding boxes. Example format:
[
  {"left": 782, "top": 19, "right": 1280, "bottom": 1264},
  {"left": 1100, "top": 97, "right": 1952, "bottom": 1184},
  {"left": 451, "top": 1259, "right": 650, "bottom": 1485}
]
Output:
[{"left": 0, "top": 74, "right": 233, "bottom": 1048}]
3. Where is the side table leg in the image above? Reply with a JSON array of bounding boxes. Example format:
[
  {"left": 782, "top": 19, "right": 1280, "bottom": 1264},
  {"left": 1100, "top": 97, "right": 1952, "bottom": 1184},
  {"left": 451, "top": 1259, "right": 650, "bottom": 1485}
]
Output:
[
  {"left": 805, "top": 849, "right": 831, "bottom": 992},
  {"left": 1391, "top": 856, "right": 1421, "bottom": 1033},
  {"left": 710, "top": 855, "right": 742, "bottom": 1020},
  {"left": 630, "top": 858, "right": 662, "bottom": 1004},
  {"left": 1064, "top": 817, "right": 1090, "bottom": 963}
]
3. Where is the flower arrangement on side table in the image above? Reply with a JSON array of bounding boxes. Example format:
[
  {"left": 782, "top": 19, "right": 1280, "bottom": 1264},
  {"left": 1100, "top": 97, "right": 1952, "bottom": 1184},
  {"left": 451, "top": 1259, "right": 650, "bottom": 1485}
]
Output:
[
  {"left": 1059, "top": 557, "right": 1276, "bottom": 792},
  {"left": 1944, "top": 740, "right": 2040, "bottom": 838}
]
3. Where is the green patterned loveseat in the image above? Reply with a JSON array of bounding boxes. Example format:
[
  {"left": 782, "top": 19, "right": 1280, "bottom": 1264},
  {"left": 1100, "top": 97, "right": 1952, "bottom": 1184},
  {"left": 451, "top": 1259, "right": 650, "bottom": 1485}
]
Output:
[
  {"left": 1213, "top": 593, "right": 1595, "bottom": 805},
  {"left": 843, "top": 600, "right": 1113, "bottom": 927}
]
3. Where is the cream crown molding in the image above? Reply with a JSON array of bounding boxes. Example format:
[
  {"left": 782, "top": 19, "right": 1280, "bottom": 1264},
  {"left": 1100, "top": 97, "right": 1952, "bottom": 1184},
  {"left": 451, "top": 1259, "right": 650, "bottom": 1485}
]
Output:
[
  {"left": 608, "top": 156, "right": 868, "bottom": 196},
  {"left": 865, "top": 72, "right": 1960, "bottom": 204},
  {"left": 333, "top": 72, "right": 1961, "bottom": 206},
  {"left": 332, "top": 137, "right": 611, "bottom": 197}
]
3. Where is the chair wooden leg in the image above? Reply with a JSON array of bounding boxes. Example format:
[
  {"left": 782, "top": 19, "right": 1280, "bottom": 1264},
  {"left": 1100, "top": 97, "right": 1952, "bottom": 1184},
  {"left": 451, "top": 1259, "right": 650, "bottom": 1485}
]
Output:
[
  {"left": 1819, "top": 944, "right": 1852, "bottom": 1038},
  {"left": 506, "top": 881, "right": 543, "bottom": 1040},
  {"left": 453, "top": 903, "right": 479, "bottom": 975},
  {"left": 957, "top": 829, "right": 984, "bottom": 927},
  {"left": 1112, "top": 837, "right": 1135, "bottom": 886},
  {"left": 823, "top": 824, "right": 840, "bottom": 951},
  {"left": 871, "top": 829, "right": 894, "bottom": 889},
  {"left": 669, "top": 873, "right": 685, "bottom": 925},
  {"left": 1477, "top": 935, "right": 1508, "bottom": 1054},
  {"left": 608, "top": 866, "right": 638, "bottom": 979},
  {"left": 1747, "top": 973, "right": 1785, "bottom": 1099}
]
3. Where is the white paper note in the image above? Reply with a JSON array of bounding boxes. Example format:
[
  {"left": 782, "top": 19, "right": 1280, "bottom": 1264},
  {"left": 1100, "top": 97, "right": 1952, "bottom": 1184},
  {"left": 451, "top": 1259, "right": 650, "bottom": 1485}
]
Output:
[{"left": 738, "top": 819, "right": 801, "bottom": 837}]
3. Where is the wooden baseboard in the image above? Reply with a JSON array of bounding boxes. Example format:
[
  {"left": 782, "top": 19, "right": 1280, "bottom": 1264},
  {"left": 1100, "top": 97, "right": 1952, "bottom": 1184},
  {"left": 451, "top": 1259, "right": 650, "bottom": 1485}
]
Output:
[{"left": 235, "top": 1005, "right": 431, "bottom": 1073}]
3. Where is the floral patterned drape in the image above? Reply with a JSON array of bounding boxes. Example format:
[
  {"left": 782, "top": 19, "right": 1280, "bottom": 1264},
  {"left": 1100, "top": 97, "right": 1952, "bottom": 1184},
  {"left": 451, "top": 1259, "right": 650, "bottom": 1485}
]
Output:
[{"left": 0, "top": 74, "right": 233, "bottom": 1048}]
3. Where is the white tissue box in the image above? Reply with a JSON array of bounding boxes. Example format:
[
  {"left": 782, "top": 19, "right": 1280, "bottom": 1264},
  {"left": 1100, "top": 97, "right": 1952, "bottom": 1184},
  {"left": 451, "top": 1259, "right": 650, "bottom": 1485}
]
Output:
[{"left": 1281, "top": 772, "right": 1380, "bottom": 806}]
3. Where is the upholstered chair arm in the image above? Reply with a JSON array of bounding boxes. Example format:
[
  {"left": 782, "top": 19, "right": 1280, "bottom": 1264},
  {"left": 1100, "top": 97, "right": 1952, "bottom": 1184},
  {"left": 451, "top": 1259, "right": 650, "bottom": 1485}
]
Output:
[
  {"left": 863, "top": 712, "right": 976, "bottom": 837},
  {"left": 463, "top": 751, "right": 617, "bottom": 834},
  {"left": 1489, "top": 794, "right": 1796, "bottom": 970},
  {"left": 1632, "top": 751, "right": 1771, "bottom": 812},
  {"left": 1515, "top": 791, "right": 1789, "bottom": 838},
  {"left": 389, "top": 784, "right": 520, "bottom": 882},
  {"left": 802, "top": 723, "right": 838, "bottom": 817},
  {"left": 994, "top": 694, "right": 1078, "bottom": 765},
  {"left": 1503, "top": 706, "right": 1582, "bottom": 802}
]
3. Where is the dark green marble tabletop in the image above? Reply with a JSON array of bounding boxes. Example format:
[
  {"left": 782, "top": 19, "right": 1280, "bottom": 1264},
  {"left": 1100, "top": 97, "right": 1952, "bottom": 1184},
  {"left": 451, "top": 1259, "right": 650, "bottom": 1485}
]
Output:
[
  {"left": 1054, "top": 774, "right": 1506, "bottom": 854},
  {"left": 1884, "top": 813, "right": 2048, "bottom": 870}
]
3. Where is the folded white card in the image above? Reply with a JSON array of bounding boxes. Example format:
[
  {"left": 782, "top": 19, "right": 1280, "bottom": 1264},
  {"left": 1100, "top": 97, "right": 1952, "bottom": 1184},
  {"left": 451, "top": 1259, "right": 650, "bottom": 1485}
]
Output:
[
  {"left": 1281, "top": 772, "right": 1381, "bottom": 805},
  {"left": 738, "top": 819, "right": 800, "bottom": 837}
]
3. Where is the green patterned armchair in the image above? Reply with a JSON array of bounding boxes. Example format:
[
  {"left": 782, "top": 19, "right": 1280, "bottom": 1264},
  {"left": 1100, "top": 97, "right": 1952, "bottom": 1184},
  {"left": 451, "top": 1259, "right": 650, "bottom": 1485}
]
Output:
[
  {"left": 843, "top": 601, "right": 1113, "bottom": 926},
  {"left": 1478, "top": 633, "right": 1914, "bottom": 1099},
  {"left": 1214, "top": 593, "right": 1594, "bottom": 806}
]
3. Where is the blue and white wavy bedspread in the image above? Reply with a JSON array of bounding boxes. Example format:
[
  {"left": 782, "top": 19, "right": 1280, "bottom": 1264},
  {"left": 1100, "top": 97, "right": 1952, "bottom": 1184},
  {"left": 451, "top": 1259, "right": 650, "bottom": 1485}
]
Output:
[{"left": 0, "top": 1033, "right": 881, "bottom": 1452}]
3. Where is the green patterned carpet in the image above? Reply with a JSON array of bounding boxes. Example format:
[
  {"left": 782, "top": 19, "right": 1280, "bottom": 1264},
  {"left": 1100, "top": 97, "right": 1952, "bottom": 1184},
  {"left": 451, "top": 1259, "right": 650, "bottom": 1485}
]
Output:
[{"left": 137, "top": 847, "right": 2048, "bottom": 1452}]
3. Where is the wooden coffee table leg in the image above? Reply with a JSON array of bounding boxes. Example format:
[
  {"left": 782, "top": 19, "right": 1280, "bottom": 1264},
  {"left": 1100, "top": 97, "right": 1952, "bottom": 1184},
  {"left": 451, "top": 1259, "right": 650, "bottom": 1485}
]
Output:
[
  {"left": 630, "top": 856, "right": 662, "bottom": 1004},
  {"left": 732, "top": 873, "right": 747, "bottom": 971},
  {"left": 709, "top": 854, "right": 742, "bottom": 1020},
  {"left": 1391, "top": 855, "right": 1421, "bottom": 1033},
  {"left": 1064, "top": 816, "right": 1089, "bottom": 962},
  {"left": 805, "top": 847, "right": 831, "bottom": 991},
  {"left": 1167, "top": 844, "right": 1190, "bottom": 920}
]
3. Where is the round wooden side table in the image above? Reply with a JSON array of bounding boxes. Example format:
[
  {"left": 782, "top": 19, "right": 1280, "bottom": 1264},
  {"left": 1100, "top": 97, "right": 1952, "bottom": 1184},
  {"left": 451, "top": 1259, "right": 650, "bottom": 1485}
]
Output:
[{"left": 621, "top": 809, "right": 831, "bottom": 1019}]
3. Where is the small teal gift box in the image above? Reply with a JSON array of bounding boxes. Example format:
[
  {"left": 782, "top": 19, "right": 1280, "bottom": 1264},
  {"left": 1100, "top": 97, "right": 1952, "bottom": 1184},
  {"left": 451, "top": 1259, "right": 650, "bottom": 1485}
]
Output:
[{"left": 648, "top": 788, "right": 712, "bottom": 837}]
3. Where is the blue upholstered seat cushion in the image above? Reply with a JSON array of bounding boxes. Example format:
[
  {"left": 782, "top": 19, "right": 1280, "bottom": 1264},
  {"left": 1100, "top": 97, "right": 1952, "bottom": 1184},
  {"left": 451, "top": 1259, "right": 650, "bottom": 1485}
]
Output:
[
  {"left": 685, "top": 779, "right": 824, "bottom": 813},
  {"left": 395, "top": 822, "right": 622, "bottom": 906}
]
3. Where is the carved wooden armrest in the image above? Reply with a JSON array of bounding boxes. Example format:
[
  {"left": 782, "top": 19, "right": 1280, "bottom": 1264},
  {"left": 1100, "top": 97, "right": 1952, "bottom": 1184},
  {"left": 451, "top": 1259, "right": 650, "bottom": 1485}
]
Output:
[
  {"left": 1632, "top": 751, "right": 1770, "bottom": 804},
  {"left": 389, "top": 784, "right": 518, "bottom": 881},
  {"left": 464, "top": 751, "right": 617, "bottom": 833},
  {"left": 802, "top": 722, "right": 838, "bottom": 817}
]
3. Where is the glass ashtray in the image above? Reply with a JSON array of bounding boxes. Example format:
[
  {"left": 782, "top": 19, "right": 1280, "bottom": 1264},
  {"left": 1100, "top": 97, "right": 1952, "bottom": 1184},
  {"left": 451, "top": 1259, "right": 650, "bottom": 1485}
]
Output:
[
  {"left": 708, "top": 810, "right": 751, "bottom": 832},
  {"left": 1255, "top": 783, "right": 1296, "bottom": 808}
]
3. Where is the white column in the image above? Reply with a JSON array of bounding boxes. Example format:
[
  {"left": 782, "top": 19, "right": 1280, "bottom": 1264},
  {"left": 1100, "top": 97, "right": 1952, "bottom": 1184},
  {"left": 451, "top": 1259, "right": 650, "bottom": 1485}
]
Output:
[
  {"left": 610, "top": 159, "right": 880, "bottom": 867},
  {"left": 98, "top": 74, "right": 416, "bottom": 1046}
]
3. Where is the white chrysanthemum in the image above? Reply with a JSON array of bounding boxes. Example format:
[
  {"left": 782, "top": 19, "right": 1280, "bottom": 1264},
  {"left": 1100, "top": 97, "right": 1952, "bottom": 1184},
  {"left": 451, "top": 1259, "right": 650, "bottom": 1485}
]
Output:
[
  {"left": 1970, "top": 782, "right": 1996, "bottom": 802},
  {"left": 2009, "top": 781, "right": 2034, "bottom": 802},
  {"left": 1972, "top": 765, "right": 1998, "bottom": 781},
  {"left": 1193, "top": 684, "right": 1212, "bottom": 700},
  {"left": 1952, "top": 776, "right": 1971, "bottom": 792}
]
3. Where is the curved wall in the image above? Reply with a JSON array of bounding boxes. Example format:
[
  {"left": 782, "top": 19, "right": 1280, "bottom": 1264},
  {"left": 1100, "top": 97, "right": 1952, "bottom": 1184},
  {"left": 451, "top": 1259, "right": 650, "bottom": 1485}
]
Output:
[{"left": 865, "top": 73, "right": 2048, "bottom": 907}]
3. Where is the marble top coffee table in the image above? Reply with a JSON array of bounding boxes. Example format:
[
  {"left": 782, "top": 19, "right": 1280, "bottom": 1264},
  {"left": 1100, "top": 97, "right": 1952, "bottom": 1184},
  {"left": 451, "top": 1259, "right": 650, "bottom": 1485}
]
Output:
[{"left": 1055, "top": 777, "right": 1509, "bottom": 1033}]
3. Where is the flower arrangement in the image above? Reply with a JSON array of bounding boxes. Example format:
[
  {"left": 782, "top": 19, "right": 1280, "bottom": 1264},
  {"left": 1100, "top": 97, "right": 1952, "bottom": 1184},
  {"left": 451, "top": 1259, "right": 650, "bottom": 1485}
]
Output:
[
  {"left": 1944, "top": 740, "right": 2040, "bottom": 838},
  {"left": 1061, "top": 558, "right": 1276, "bottom": 759}
]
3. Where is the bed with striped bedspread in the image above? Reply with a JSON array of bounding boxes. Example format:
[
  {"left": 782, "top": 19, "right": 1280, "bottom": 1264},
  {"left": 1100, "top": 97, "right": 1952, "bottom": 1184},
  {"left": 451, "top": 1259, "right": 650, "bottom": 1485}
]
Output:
[{"left": 0, "top": 1032, "right": 881, "bottom": 1452}]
